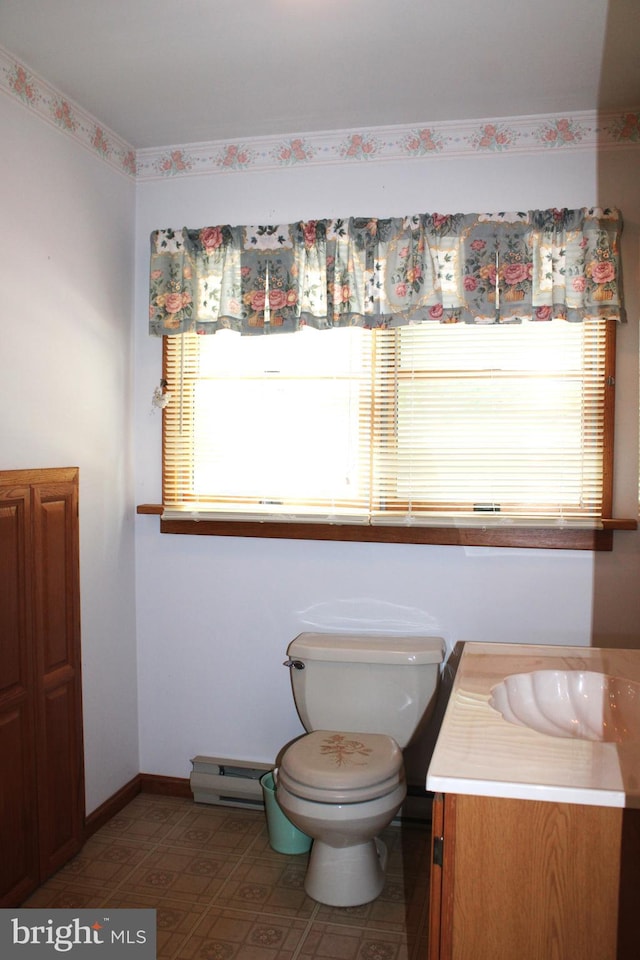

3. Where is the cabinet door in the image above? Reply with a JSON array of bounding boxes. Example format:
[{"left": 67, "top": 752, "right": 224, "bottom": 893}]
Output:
[
  {"left": 0, "top": 468, "right": 84, "bottom": 906},
  {"left": 433, "top": 793, "right": 621, "bottom": 960},
  {"left": 32, "top": 479, "right": 84, "bottom": 879},
  {"left": 0, "top": 485, "right": 38, "bottom": 905}
]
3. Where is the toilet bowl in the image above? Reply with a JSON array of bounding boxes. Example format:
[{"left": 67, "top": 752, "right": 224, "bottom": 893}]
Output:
[
  {"left": 276, "top": 729, "right": 407, "bottom": 906},
  {"left": 280, "top": 632, "right": 444, "bottom": 907}
]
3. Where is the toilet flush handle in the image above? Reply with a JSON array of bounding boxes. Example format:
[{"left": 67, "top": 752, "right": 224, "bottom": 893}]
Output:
[{"left": 283, "top": 658, "right": 305, "bottom": 670}]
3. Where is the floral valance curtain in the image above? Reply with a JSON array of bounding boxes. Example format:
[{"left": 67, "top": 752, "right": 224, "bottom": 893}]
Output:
[{"left": 149, "top": 207, "right": 624, "bottom": 336}]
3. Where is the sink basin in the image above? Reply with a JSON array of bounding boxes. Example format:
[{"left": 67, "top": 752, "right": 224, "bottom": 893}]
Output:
[{"left": 489, "top": 670, "right": 640, "bottom": 742}]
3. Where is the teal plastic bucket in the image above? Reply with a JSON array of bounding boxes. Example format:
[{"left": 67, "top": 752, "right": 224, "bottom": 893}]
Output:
[{"left": 260, "top": 771, "right": 312, "bottom": 854}]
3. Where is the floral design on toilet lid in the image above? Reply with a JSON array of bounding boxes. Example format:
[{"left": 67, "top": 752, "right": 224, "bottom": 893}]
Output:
[
  {"left": 320, "top": 733, "right": 373, "bottom": 766},
  {"left": 278, "top": 729, "right": 404, "bottom": 802}
]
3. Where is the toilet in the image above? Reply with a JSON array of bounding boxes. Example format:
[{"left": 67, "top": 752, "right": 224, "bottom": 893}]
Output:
[{"left": 277, "top": 632, "right": 444, "bottom": 907}]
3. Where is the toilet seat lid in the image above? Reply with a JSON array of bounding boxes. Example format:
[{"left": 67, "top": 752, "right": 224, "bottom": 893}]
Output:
[{"left": 278, "top": 730, "right": 404, "bottom": 803}]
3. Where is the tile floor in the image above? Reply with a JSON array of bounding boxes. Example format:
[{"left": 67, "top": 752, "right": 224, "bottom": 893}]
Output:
[{"left": 23, "top": 793, "right": 431, "bottom": 960}]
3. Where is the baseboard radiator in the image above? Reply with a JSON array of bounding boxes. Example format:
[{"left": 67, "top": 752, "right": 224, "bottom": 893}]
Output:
[
  {"left": 190, "top": 754, "right": 432, "bottom": 820},
  {"left": 190, "top": 756, "right": 272, "bottom": 810}
]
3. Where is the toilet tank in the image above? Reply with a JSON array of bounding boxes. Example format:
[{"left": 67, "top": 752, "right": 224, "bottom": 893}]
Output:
[{"left": 286, "top": 633, "right": 445, "bottom": 748}]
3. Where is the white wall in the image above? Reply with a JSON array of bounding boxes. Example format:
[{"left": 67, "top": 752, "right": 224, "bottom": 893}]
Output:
[
  {"left": 0, "top": 94, "right": 140, "bottom": 813},
  {"left": 134, "top": 144, "right": 640, "bottom": 780},
  {"left": 3, "top": 65, "right": 637, "bottom": 813}
]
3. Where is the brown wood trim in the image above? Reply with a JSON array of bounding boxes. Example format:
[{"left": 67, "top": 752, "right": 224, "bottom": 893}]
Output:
[
  {"left": 439, "top": 793, "right": 456, "bottom": 960},
  {"left": 139, "top": 505, "right": 635, "bottom": 549},
  {"left": 428, "top": 793, "right": 445, "bottom": 960},
  {"left": 601, "top": 518, "right": 637, "bottom": 530},
  {"left": 0, "top": 467, "right": 79, "bottom": 486},
  {"left": 83, "top": 775, "right": 142, "bottom": 841},
  {"left": 156, "top": 516, "right": 617, "bottom": 551},
  {"left": 140, "top": 504, "right": 636, "bottom": 534},
  {"left": 138, "top": 773, "right": 192, "bottom": 798},
  {"left": 618, "top": 808, "right": 640, "bottom": 960},
  {"left": 83, "top": 774, "right": 192, "bottom": 841}
]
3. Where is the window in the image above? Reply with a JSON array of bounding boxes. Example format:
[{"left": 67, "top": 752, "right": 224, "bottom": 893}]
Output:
[
  {"left": 158, "top": 316, "right": 616, "bottom": 548},
  {"left": 147, "top": 208, "right": 627, "bottom": 549}
]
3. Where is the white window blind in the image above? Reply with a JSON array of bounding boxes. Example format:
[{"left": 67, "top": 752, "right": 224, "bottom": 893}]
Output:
[{"left": 162, "top": 318, "right": 611, "bottom": 528}]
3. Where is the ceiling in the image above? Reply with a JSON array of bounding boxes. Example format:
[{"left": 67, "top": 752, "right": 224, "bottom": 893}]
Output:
[{"left": 1, "top": 0, "right": 639, "bottom": 150}]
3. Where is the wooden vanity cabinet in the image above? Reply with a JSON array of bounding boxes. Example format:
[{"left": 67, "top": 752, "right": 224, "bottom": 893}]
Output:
[
  {"left": 0, "top": 468, "right": 84, "bottom": 906},
  {"left": 428, "top": 792, "right": 640, "bottom": 960}
]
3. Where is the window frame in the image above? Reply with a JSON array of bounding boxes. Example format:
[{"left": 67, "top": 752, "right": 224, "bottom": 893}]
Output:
[{"left": 137, "top": 320, "right": 637, "bottom": 550}]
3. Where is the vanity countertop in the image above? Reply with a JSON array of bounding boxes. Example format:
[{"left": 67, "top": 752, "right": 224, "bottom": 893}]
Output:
[{"left": 426, "top": 642, "right": 640, "bottom": 807}]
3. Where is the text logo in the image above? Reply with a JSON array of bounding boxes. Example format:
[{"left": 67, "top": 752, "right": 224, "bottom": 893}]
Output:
[{"left": 0, "top": 910, "right": 156, "bottom": 958}]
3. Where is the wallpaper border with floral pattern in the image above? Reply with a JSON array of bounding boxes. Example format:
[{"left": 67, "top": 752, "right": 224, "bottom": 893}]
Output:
[{"left": 2, "top": 43, "right": 639, "bottom": 183}]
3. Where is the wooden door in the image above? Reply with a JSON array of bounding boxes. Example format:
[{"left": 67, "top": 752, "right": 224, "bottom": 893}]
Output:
[
  {"left": 0, "top": 481, "right": 38, "bottom": 905},
  {"left": 32, "top": 477, "right": 84, "bottom": 878},
  {"left": 0, "top": 468, "right": 84, "bottom": 906}
]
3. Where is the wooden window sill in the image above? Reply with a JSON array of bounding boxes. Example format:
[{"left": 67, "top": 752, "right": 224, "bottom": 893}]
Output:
[{"left": 136, "top": 505, "right": 637, "bottom": 551}]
